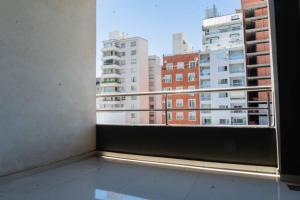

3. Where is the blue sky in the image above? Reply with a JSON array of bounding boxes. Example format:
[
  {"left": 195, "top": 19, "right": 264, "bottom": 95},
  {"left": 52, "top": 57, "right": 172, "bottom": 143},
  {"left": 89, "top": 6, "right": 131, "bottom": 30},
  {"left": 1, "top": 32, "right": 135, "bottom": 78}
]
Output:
[{"left": 96, "top": 0, "right": 241, "bottom": 77}]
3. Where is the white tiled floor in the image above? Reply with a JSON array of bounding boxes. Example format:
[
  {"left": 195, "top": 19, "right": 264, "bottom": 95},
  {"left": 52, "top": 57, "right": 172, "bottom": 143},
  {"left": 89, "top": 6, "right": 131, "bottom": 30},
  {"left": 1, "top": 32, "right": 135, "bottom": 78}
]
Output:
[{"left": 0, "top": 157, "right": 299, "bottom": 200}]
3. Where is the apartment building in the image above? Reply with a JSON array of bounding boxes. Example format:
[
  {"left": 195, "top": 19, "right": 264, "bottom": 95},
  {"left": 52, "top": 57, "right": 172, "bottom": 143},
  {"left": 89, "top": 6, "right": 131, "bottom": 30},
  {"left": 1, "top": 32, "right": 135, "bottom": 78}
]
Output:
[
  {"left": 148, "top": 56, "right": 162, "bottom": 124},
  {"left": 96, "top": 77, "right": 101, "bottom": 93},
  {"left": 98, "top": 31, "right": 149, "bottom": 124},
  {"left": 200, "top": 9, "right": 248, "bottom": 126},
  {"left": 172, "top": 33, "right": 193, "bottom": 55},
  {"left": 162, "top": 52, "right": 200, "bottom": 125},
  {"left": 241, "top": 0, "right": 272, "bottom": 125}
]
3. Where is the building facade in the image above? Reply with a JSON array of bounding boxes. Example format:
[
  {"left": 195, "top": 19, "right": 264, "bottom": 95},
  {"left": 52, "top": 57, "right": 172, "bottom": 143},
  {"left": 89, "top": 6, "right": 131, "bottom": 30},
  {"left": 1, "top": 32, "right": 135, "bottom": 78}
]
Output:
[
  {"left": 98, "top": 31, "right": 149, "bottom": 124},
  {"left": 200, "top": 10, "right": 248, "bottom": 125},
  {"left": 172, "top": 33, "right": 193, "bottom": 55},
  {"left": 148, "top": 56, "right": 162, "bottom": 124},
  {"left": 162, "top": 53, "right": 200, "bottom": 125},
  {"left": 241, "top": 0, "right": 272, "bottom": 125}
]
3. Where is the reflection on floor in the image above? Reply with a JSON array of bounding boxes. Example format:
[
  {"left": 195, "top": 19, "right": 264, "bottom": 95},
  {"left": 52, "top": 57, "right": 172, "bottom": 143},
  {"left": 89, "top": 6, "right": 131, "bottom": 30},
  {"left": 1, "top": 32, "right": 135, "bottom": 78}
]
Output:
[{"left": 0, "top": 157, "right": 299, "bottom": 200}]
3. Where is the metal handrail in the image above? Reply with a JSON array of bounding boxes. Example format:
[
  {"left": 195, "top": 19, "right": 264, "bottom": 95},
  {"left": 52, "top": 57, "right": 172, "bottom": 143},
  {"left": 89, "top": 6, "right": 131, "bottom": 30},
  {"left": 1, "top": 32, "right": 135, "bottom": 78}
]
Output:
[
  {"left": 97, "top": 107, "right": 272, "bottom": 112},
  {"left": 96, "top": 86, "right": 271, "bottom": 98},
  {"left": 96, "top": 86, "right": 273, "bottom": 126}
]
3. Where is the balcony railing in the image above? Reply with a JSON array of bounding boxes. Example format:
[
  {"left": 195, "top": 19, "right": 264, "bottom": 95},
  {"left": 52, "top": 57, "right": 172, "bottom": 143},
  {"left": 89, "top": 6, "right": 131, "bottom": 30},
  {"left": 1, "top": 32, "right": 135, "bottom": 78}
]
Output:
[{"left": 96, "top": 86, "right": 274, "bottom": 127}]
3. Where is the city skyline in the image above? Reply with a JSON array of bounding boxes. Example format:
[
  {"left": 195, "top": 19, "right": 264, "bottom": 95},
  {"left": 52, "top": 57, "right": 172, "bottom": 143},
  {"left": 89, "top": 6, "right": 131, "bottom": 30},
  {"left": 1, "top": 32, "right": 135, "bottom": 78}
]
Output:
[{"left": 96, "top": 0, "right": 241, "bottom": 77}]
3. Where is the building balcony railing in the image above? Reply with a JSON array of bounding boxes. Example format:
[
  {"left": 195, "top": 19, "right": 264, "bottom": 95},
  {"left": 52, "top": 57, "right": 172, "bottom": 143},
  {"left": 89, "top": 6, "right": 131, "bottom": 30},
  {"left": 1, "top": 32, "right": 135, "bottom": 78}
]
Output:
[
  {"left": 96, "top": 86, "right": 274, "bottom": 127},
  {"left": 101, "top": 80, "right": 121, "bottom": 84},
  {"left": 247, "top": 51, "right": 270, "bottom": 57},
  {"left": 101, "top": 45, "right": 121, "bottom": 52},
  {"left": 245, "top": 15, "right": 268, "bottom": 23},
  {"left": 245, "top": 27, "right": 269, "bottom": 34},
  {"left": 243, "top": 2, "right": 268, "bottom": 10},
  {"left": 200, "top": 72, "right": 211, "bottom": 76},
  {"left": 101, "top": 64, "right": 121, "bottom": 70},
  {"left": 247, "top": 63, "right": 271, "bottom": 69},
  {"left": 102, "top": 55, "right": 121, "bottom": 61},
  {"left": 246, "top": 39, "right": 270, "bottom": 46}
]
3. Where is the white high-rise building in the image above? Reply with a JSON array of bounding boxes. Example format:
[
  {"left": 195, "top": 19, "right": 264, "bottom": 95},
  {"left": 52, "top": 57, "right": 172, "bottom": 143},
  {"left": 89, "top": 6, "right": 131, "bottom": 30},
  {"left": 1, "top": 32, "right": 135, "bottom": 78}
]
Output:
[
  {"left": 172, "top": 33, "right": 193, "bottom": 55},
  {"left": 98, "top": 31, "right": 149, "bottom": 124},
  {"left": 199, "top": 11, "right": 248, "bottom": 126},
  {"left": 202, "top": 12, "right": 244, "bottom": 51},
  {"left": 148, "top": 56, "right": 162, "bottom": 124}
]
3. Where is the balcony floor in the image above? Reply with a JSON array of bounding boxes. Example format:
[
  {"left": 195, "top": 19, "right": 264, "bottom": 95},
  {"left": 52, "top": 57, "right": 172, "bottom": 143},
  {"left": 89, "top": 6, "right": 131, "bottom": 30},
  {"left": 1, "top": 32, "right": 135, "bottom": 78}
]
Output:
[{"left": 0, "top": 157, "right": 299, "bottom": 200}]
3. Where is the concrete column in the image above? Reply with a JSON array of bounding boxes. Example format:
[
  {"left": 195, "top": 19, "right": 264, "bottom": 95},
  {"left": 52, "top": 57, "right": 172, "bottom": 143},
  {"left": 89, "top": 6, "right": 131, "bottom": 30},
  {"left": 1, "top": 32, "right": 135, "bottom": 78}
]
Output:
[{"left": 0, "top": 0, "right": 96, "bottom": 176}]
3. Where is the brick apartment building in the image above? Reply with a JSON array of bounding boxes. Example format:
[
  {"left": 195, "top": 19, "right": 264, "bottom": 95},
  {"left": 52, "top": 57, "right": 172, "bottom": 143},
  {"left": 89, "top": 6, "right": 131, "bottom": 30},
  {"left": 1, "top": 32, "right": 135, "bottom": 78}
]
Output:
[
  {"left": 162, "top": 53, "right": 200, "bottom": 125},
  {"left": 241, "top": 0, "right": 272, "bottom": 125}
]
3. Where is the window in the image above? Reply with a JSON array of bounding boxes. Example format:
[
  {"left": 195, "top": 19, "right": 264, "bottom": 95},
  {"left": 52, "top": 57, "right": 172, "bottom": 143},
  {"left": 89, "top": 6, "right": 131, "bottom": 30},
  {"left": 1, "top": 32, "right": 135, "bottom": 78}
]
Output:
[
  {"left": 201, "top": 93, "right": 211, "bottom": 101},
  {"left": 130, "top": 41, "right": 136, "bottom": 47},
  {"left": 219, "top": 105, "right": 228, "bottom": 109},
  {"left": 176, "top": 74, "right": 183, "bottom": 81},
  {"left": 231, "top": 103, "right": 246, "bottom": 113},
  {"left": 230, "top": 91, "right": 246, "bottom": 100},
  {"left": 188, "top": 73, "right": 195, "bottom": 81},
  {"left": 131, "top": 59, "right": 137, "bottom": 64},
  {"left": 230, "top": 33, "right": 240, "bottom": 38},
  {"left": 218, "top": 79, "right": 228, "bottom": 85},
  {"left": 202, "top": 117, "right": 212, "bottom": 125},
  {"left": 164, "top": 87, "right": 172, "bottom": 91},
  {"left": 166, "top": 63, "right": 173, "bottom": 70},
  {"left": 188, "top": 99, "right": 196, "bottom": 108},
  {"left": 131, "top": 50, "right": 136, "bottom": 56},
  {"left": 231, "top": 117, "right": 246, "bottom": 125},
  {"left": 130, "top": 86, "right": 136, "bottom": 91},
  {"left": 219, "top": 119, "right": 228, "bottom": 125},
  {"left": 232, "top": 25, "right": 242, "bottom": 31},
  {"left": 176, "top": 99, "right": 184, "bottom": 107},
  {"left": 201, "top": 79, "right": 210, "bottom": 88},
  {"left": 121, "top": 52, "right": 126, "bottom": 56},
  {"left": 207, "top": 37, "right": 219, "bottom": 44},
  {"left": 177, "top": 62, "right": 184, "bottom": 69},
  {"left": 167, "top": 99, "right": 172, "bottom": 108},
  {"left": 219, "top": 92, "right": 228, "bottom": 98},
  {"left": 131, "top": 77, "right": 136, "bottom": 82},
  {"left": 230, "top": 64, "right": 244, "bottom": 73},
  {"left": 131, "top": 96, "right": 137, "bottom": 100},
  {"left": 176, "top": 112, "right": 184, "bottom": 120},
  {"left": 200, "top": 67, "right": 210, "bottom": 76},
  {"left": 230, "top": 77, "right": 245, "bottom": 87},
  {"left": 164, "top": 75, "right": 172, "bottom": 83},
  {"left": 189, "top": 61, "right": 196, "bottom": 69},
  {"left": 189, "top": 112, "right": 196, "bottom": 121},
  {"left": 131, "top": 113, "right": 136, "bottom": 119},
  {"left": 167, "top": 112, "right": 172, "bottom": 120},
  {"left": 176, "top": 86, "right": 183, "bottom": 90},
  {"left": 121, "top": 43, "right": 126, "bottom": 48},
  {"left": 229, "top": 50, "right": 244, "bottom": 60},
  {"left": 200, "top": 54, "right": 210, "bottom": 64},
  {"left": 201, "top": 104, "right": 211, "bottom": 113},
  {"left": 120, "top": 60, "right": 126, "bottom": 66},
  {"left": 104, "top": 42, "right": 112, "bottom": 48},
  {"left": 218, "top": 66, "right": 228, "bottom": 72}
]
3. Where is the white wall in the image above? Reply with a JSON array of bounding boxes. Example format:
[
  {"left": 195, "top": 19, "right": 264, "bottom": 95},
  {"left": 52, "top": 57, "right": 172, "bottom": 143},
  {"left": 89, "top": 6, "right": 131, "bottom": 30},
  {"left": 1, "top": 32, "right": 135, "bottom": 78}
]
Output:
[{"left": 0, "top": 0, "right": 96, "bottom": 176}]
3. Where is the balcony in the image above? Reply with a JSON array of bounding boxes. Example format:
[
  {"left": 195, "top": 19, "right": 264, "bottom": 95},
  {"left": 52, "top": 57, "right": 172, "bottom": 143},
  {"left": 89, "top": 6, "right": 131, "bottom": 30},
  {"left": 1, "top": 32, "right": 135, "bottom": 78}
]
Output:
[
  {"left": 245, "top": 15, "right": 268, "bottom": 23},
  {"left": 102, "top": 55, "right": 121, "bottom": 61},
  {"left": 101, "top": 45, "right": 121, "bottom": 52},
  {"left": 1, "top": 0, "right": 300, "bottom": 199},
  {"left": 101, "top": 64, "right": 121, "bottom": 70},
  {"left": 200, "top": 71, "right": 211, "bottom": 77}
]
